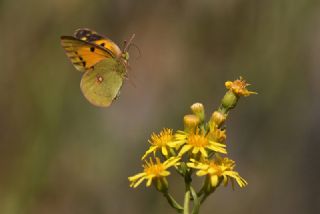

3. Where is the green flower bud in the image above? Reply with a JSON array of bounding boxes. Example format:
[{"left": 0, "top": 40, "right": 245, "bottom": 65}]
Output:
[{"left": 221, "top": 90, "right": 238, "bottom": 110}]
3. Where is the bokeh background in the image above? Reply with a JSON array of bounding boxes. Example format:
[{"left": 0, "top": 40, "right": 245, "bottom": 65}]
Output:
[{"left": 1, "top": 0, "right": 320, "bottom": 213}]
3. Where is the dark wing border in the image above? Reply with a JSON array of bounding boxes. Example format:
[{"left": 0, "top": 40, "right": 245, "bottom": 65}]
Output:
[{"left": 60, "top": 36, "right": 116, "bottom": 58}]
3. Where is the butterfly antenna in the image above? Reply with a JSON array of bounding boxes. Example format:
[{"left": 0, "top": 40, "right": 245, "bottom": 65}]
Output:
[
  {"left": 128, "top": 43, "right": 142, "bottom": 60},
  {"left": 128, "top": 76, "right": 137, "bottom": 88},
  {"left": 123, "top": 33, "right": 135, "bottom": 52},
  {"left": 122, "top": 40, "right": 127, "bottom": 51},
  {"left": 125, "top": 65, "right": 137, "bottom": 88}
]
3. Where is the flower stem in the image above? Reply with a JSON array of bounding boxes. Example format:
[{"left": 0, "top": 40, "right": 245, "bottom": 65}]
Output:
[
  {"left": 183, "top": 190, "right": 190, "bottom": 214},
  {"left": 200, "top": 193, "right": 209, "bottom": 204},
  {"left": 163, "top": 192, "right": 183, "bottom": 213},
  {"left": 190, "top": 186, "right": 200, "bottom": 214},
  {"left": 197, "top": 187, "right": 204, "bottom": 198},
  {"left": 200, "top": 187, "right": 217, "bottom": 204}
]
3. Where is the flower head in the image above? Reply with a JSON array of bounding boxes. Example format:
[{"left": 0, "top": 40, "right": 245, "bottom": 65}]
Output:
[
  {"left": 225, "top": 77, "right": 257, "bottom": 97},
  {"left": 142, "top": 128, "right": 180, "bottom": 160},
  {"left": 176, "top": 130, "right": 227, "bottom": 158},
  {"left": 187, "top": 156, "right": 247, "bottom": 189},
  {"left": 128, "top": 156, "right": 181, "bottom": 189},
  {"left": 207, "top": 125, "right": 227, "bottom": 144}
]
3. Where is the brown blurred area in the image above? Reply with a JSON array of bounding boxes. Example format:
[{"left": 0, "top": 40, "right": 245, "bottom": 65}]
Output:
[{"left": 1, "top": 0, "right": 320, "bottom": 213}]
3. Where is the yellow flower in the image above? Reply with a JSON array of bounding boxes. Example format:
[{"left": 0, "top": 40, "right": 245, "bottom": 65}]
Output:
[
  {"left": 225, "top": 77, "right": 257, "bottom": 97},
  {"left": 142, "top": 128, "right": 181, "bottom": 160},
  {"left": 128, "top": 156, "right": 181, "bottom": 188},
  {"left": 176, "top": 130, "right": 227, "bottom": 158},
  {"left": 187, "top": 156, "right": 247, "bottom": 188},
  {"left": 208, "top": 125, "right": 227, "bottom": 144}
]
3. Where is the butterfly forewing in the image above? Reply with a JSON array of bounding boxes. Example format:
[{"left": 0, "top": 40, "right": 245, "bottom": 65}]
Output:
[
  {"left": 74, "top": 28, "right": 122, "bottom": 57},
  {"left": 60, "top": 36, "right": 115, "bottom": 72}
]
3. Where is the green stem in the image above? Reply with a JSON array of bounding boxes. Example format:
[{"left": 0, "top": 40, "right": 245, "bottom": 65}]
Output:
[
  {"left": 183, "top": 191, "right": 190, "bottom": 214},
  {"left": 184, "top": 169, "right": 192, "bottom": 190},
  {"left": 200, "top": 187, "right": 217, "bottom": 204},
  {"left": 175, "top": 166, "right": 185, "bottom": 177},
  {"left": 197, "top": 187, "right": 204, "bottom": 198},
  {"left": 200, "top": 193, "right": 209, "bottom": 204},
  {"left": 190, "top": 186, "right": 200, "bottom": 214},
  {"left": 163, "top": 192, "right": 183, "bottom": 213}
]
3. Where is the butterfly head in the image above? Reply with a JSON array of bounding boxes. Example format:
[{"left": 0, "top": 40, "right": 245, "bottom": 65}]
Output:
[
  {"left": 122, "top": 51, "right": 130, "bottom": 60},
  {"left": 120, "top": 34, "right": 135, "bottom": 66},
  {"left": 121, "top": 51, "right": 130, "bottom": 64}
]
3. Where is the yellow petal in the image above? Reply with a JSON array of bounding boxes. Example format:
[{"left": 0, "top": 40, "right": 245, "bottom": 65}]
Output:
[
  {"left": 146, "top": 178, "right": 153, "bottom": 187},
  {"left": 128, "top": 172, "right": 146, "bottom": 181},
  {"left": 142, "top": 146, "right": 157, "bottom": 160},
  {"left": 160, "top": 171, "right": 170, "bottom": 177},
  {"left": 196, "top": 170, "right": 208, "bottom": 176},
  {"left": 192, "top": 147, "right": 200, "bottom": 154},
  {"left": 162, "top": 146, "right": 168, "bottom": 156},
  {"left": 222, "top": 175, "right": 228, "bottom": 186},
  {"left": 199, "top": 147, "right": 208, "bottom": 157},
  {"left": 132, "top": 177, "right": 146, "bottom": 188},
  {"left": 210, "top": 175, "right": 219, "bottom": 187},
  {"left": 178, "top": 145, "right": 192, "bottom": 156},
  {"left": 207, "top": 167, "right": 217, "bottom": 174},
  {"left": 207, "top": 144, "right": 227, "bottom": 154},
  {"left": 164, "top": 156, "right": 181, "bottom": 168},
  {"left": 186, "top": 162, "right": 196, "bottom": 168}
]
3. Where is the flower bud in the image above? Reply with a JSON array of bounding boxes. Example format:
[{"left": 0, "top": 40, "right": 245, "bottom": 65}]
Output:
[
  {"left": 190, "top": 103, "right": 205, "bottom": 122},
  {"left": 221, "top": 90, "right": 238, "bottom": 110},
  {"left": 211, "top": 111, "right": 226, "bottom": 127},
  {"left": 183, "top": 114, "right": 200, "bottom": 133}
]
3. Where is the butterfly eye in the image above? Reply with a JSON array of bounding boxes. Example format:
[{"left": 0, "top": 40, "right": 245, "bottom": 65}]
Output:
[
  {"left": 122, "top": 52, "right": 129, "bottom": 60},
  {"left": 74, "top": 29, "right": 89, "bottom": 39}
]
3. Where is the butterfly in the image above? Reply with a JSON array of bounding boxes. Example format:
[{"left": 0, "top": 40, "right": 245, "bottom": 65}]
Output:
[{"left": 60, "top": 28, "right": 135, "bottom": 107}]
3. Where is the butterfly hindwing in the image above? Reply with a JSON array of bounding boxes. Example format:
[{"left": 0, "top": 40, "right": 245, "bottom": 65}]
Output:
[
  {"left": 74, "top": 28, "right": 122, "bottom": 57},
  {"left": 80, "top": 58, "right": 124, "bottom": 107},
  {"left": 60, "top": 36, "right": 114, "bottom": 72}
]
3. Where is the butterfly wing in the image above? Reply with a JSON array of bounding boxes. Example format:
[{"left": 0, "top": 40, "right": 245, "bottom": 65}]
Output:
[
  {"left": 60, "top": 36, "right": 115, "bottom": 72},
  {"left": 74, "top": 28, "right": 122, "bottom": 58},
  {"left": 80, "top": 58, "right": 124, "bottom": 107}
]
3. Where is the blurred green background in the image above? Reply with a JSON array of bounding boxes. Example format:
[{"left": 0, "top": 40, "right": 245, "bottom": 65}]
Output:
[{"left": 1, "top": 0, "right": 319, "bottom": 213}]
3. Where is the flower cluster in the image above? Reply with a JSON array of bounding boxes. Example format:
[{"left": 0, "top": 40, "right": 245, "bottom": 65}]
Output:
[{"left": 128, "top": 77, "right": 256, "bottom": 213}]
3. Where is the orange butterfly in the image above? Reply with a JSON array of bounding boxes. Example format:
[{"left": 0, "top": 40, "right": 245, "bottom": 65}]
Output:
[{"left": 60, "top": 28, "right": 135, "bottom": 107}]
